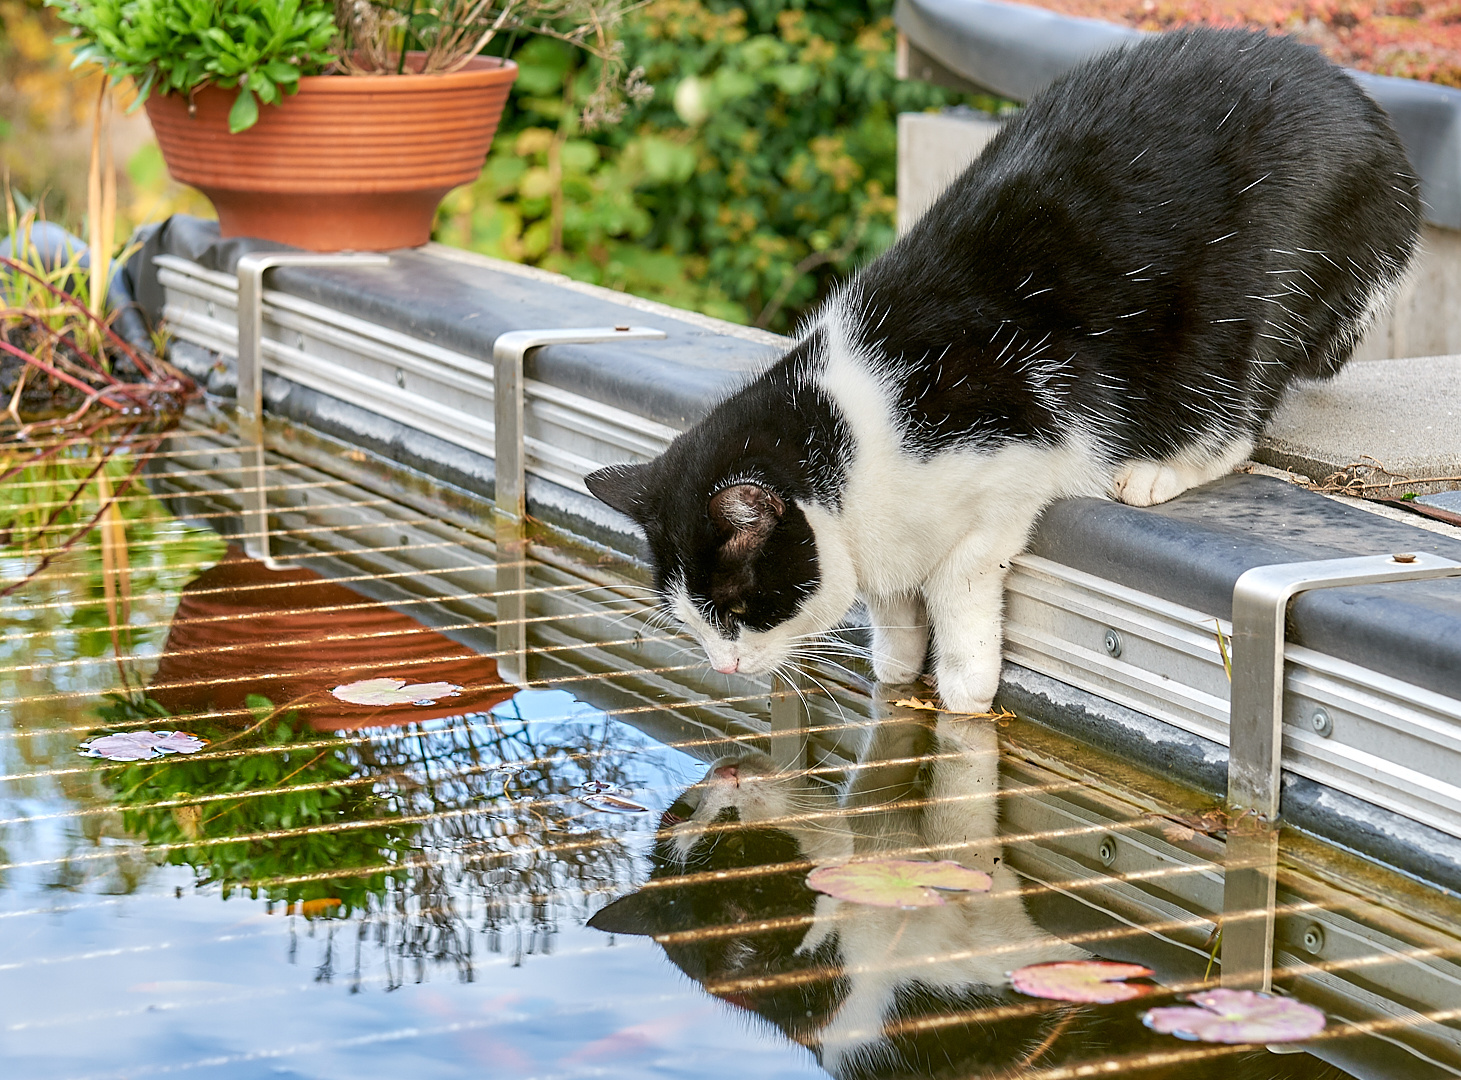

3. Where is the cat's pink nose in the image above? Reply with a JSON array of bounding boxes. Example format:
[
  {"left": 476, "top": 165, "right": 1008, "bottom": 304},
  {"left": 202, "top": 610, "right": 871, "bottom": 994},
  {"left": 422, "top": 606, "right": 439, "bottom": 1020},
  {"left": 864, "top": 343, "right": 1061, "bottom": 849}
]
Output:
[{"left": 713, "top": 659, "right": 738, "bottom": 674}]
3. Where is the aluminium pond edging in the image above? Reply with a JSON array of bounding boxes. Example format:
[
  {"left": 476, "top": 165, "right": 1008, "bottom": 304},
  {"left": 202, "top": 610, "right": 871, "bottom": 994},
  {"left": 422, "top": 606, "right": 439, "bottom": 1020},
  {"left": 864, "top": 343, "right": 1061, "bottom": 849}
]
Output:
[
  {"left": 892, "top": 0, "right": 1461, "bottom": 232},
  {"left": 129, "top": 217, "right": 1461, "bottom": 891}
]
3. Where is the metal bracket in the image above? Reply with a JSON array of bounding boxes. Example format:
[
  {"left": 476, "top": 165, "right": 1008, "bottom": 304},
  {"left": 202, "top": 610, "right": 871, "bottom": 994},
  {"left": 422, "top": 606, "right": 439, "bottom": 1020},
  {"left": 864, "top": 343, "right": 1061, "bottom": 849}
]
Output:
[
  {"left": 492, "top": 326, "right": 667, "bottom": 686},
  {"left": 1220, "top": 549, "right": 1461, "bottom": 991},
  {"left": 234, "top": 252, "right": 390, "bottom": 567}
]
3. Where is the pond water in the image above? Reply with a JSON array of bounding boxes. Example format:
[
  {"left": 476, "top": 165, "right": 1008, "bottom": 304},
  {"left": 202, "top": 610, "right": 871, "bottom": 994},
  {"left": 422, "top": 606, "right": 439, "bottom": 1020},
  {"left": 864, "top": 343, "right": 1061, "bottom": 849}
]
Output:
[{"left": 2, "top": 421, "right": 1460, "bottom": 1079}]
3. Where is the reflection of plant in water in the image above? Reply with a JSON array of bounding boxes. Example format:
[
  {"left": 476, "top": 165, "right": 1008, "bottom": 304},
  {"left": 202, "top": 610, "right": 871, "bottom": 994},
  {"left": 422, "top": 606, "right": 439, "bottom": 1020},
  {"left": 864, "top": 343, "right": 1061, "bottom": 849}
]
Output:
[
  {"left": 0, "top": 445, "right": 222, "bottom": 688},
  {"left": 99, "top": 693, "right": 412, "bottom": 912},
  {"left": 95, "top": 689, "right": 654, "bottom": 985},
  {"left": 0, "top": 477, "right": 226, "bottom": 899},
  {"left": 345, "top": 691, "right": 649, "bottom": 984}
]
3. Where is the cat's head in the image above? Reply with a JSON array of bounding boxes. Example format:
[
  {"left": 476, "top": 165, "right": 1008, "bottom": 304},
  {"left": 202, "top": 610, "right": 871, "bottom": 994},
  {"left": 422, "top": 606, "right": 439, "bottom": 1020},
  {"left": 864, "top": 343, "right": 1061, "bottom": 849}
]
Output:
[
  {"left": 585, "top": 428, "right": 856, "bottom": 677},
  {"left": 588, "top": 751, "right": 848, "bottom": 1030}
]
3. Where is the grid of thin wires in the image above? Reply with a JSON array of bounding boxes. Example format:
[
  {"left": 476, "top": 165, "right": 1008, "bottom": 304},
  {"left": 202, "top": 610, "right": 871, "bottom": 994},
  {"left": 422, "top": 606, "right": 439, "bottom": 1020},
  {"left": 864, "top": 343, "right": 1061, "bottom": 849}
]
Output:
[{"left": 3, "top": 422, "right": 1461, "bottom": 1078}]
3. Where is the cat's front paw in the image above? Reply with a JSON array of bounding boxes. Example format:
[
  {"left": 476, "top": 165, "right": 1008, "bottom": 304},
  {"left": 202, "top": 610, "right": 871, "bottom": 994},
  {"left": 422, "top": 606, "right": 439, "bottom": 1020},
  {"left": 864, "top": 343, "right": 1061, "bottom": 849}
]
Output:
[
  {"left": 871, "top": 625, "right": 928, "bottom": 684},
  {"left": 1110, "top": 461, "right": 1188, "bottom": 506},
  {"left": 933, "top": 654, "right": 1000, "bottom": 714},
  {"left": 867, "top": 594, "right": 929, "bottom": 685}
]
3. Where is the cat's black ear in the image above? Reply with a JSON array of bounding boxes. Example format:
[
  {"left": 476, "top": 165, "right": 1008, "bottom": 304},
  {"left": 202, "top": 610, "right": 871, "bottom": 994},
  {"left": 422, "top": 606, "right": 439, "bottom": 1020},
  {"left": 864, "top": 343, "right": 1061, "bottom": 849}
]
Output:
[
  {"left": 585, "top": 463, "right": 652, "bottom": 520},
  {"left": 586, "top": 888, "right": 663, "bottom": 937},
  {"left": 708, "top": 483, "right": 784, "bottom": 557}
]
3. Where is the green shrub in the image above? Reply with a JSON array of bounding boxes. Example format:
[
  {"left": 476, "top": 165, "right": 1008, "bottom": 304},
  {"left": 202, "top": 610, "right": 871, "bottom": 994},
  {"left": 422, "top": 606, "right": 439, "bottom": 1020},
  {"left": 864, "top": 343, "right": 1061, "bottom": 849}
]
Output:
[{"left": 437, "top": 0, "right": 1003, "bottom": 333}]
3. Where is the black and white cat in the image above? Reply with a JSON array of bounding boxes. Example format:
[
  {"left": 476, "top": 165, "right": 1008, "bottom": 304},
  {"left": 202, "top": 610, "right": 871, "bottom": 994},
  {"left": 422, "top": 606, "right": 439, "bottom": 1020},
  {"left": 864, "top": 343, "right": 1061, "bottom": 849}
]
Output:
[
  {"left": 586, "top": 28, "right": 1421, "bottom": 713},
  {"left": 589, "top": 699, "right": 1349, "bottom": 1078}
]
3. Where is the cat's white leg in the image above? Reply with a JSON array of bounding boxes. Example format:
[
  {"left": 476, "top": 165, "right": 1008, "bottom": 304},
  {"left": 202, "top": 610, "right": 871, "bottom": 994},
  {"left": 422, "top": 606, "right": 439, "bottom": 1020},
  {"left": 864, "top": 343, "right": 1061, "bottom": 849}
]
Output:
[
  {"left": 1109, "top": 435, "right": 1254, "bottom": 507},
  {"left": 923, "top": 545, "right": 1011, "bottom": 714},
  {"left": 864, "top": 592, "right": 928, "bottom": 684}
]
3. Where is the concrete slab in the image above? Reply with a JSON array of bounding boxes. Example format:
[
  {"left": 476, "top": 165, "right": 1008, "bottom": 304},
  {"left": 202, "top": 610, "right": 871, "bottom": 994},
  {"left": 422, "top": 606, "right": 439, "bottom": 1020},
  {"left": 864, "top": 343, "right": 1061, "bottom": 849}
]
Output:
[
  {"left": 1423, "top": 489, "right": 1461, "bottom": 512},
  {"left": 1256, "top": 352, "right": 1461, "bottom": 495}
]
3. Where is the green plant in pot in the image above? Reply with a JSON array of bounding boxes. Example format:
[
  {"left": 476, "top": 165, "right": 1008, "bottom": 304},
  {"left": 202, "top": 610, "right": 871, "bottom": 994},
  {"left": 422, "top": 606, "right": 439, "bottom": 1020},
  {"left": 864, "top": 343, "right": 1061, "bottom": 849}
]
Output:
[{"left": 49, "top": 0, "right": 648, "bottom": 251}]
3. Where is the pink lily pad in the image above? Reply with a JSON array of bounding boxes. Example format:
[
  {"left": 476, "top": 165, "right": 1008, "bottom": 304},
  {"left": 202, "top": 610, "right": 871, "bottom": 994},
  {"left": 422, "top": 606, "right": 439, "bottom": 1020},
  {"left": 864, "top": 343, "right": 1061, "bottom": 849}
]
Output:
[
  {"left": 330, "top": 678, "right": 462, "bottom": 706},
  {"left": 1142, "top": 989, "right": 1326, "bottom": 1044},
  {"left": 1010, "top": 960, "right": 1157, "bottom": 1003},
  {"left": 807, "top": 858, "right": 993, "bottom": 908},
  {"left": 80, "top": 731, "right": 208, "bottom": 761}
]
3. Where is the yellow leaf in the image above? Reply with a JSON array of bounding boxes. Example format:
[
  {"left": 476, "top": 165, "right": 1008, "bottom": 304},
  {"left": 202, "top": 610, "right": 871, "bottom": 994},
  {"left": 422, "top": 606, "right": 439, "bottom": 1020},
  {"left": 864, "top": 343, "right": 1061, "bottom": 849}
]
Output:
[
  {"left": 298, "top": 898, "right": 343, "bottom": 918},
  {"left": 893, "top": 697, "right": 940, "bottom": 711}
]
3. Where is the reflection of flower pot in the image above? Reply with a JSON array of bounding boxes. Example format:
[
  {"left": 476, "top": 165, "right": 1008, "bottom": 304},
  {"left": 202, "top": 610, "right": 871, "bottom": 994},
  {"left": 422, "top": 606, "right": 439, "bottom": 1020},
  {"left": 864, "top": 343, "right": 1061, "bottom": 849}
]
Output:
[
  {"left": 149, "top": 546, "right": 512, "bottom": 730},
  {"left": 144, "top": 55, "right": 517, "bottom": 252}
]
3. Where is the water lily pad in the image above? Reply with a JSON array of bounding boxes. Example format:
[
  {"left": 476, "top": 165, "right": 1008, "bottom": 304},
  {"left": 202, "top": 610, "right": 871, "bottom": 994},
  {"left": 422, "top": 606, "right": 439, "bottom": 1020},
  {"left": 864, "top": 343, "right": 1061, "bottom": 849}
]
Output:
[
  {"left": 331, "top": 677, "right": 462, "bottom": 706},
  {"left": 80, "top": 731, "right": 208, "bottom": 761},
  {"left": 807, "top": 858, "right": 993, "bottom": 908},
  {"left": 1142, "top": 989, "right": 1326, "bottom": 1044},
  {"left": 1010, "top": 960, "right": 1157, "bottom": 1003}
]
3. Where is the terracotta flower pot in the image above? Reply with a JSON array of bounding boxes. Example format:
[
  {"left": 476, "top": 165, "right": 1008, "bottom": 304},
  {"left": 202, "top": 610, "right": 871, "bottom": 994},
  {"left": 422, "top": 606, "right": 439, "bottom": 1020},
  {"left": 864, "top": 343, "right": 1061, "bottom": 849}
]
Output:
[{"left": 144, "top": 55, "right": 518, "bottom": 252}]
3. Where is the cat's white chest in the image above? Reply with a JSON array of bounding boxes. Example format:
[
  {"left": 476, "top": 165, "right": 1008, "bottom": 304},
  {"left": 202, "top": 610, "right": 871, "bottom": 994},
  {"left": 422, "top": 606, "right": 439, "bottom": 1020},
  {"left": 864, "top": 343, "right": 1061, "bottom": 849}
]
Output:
[{"left": 816, "top": 326, "right": 1103, "bottom": 597}]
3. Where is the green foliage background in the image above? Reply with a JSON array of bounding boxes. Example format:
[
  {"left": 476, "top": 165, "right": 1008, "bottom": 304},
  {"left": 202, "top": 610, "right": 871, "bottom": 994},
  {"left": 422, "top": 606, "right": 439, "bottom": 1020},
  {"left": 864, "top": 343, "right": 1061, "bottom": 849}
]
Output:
[{"left": 436, "top": 0, "right": 1001, "bottom": 333}]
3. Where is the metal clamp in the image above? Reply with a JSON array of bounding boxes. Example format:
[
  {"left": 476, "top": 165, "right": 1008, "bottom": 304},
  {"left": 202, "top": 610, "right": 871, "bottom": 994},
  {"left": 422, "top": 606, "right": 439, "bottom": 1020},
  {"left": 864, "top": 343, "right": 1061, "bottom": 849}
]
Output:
[
  {"left": 234, "top": 252, "right": 390, "bottom": 567},
  {"left": 1220, "top": 550, "right": 1461, "bottom": 991},
  {"left": 492, "top": 326, "right": 666, "bottom": 686}
]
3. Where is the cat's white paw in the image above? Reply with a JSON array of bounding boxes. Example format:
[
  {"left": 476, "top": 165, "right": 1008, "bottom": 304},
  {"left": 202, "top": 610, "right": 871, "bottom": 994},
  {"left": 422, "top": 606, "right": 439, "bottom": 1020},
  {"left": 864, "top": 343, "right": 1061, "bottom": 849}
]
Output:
[
  {"left": 868, "top": 595, "right": 928, "bottom": 685},
  {"left": 933, "top": 654, "right": 1000, "bottom": 714},
  {"left": 1110, "top": 461, "right": 1188, "bottom": 506},
  {"left": 872, "top": 637, "right": 926, "bottom": 684}
]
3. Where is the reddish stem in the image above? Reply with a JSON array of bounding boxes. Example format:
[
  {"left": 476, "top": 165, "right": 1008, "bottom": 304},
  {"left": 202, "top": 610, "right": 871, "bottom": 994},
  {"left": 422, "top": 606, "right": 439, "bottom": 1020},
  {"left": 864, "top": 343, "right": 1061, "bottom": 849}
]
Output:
[
  {"left": 0, "top": 413, "right": 117, "bottom": 484},
  {"left": 0, "top": 338, "right": 126, "bottom": 406},
  {"left": 17, "top": 312, "right": 111, "bottom": 378},
  {"left": 0, "top": 255, "right": 157, "bottom": 379}
]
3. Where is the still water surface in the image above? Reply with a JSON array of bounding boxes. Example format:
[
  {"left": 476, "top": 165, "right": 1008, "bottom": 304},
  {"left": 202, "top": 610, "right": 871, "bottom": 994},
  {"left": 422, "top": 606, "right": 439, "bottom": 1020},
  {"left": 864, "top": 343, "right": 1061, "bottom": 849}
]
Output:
[{"left": 2, "top": 430, "right": 1459, "bottom": 1079}]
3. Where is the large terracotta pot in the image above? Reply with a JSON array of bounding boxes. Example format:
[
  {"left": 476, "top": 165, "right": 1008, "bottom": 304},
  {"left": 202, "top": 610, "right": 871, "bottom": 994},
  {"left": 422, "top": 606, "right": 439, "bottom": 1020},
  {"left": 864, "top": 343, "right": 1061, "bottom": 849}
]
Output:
[{"left": 145, "top": 55, "right": 517, "bottom": 252}]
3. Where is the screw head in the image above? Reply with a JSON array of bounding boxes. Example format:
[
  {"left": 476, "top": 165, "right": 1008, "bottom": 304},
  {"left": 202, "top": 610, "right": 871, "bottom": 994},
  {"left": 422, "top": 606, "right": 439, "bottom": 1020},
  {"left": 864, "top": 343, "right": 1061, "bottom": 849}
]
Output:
[
  {"left": 1103, "top": 629, "right": 1123, "bottom": 658},
  {"left": 1302, "top": 923, "right": 1325, "bottom": 954},
  {"left": 1310, "top": 708, "right": 1333, "bottom": 737},
  {"left": 1098, "top": 837, "right": 1117, "bottom": 866}
]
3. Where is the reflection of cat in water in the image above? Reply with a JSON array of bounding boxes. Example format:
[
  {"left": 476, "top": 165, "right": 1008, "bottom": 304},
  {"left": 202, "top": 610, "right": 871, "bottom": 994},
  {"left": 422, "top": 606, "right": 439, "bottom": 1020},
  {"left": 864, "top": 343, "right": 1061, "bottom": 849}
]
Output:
[{"left": 589, "top": 709, "right": 1348, "bottom": 1079}]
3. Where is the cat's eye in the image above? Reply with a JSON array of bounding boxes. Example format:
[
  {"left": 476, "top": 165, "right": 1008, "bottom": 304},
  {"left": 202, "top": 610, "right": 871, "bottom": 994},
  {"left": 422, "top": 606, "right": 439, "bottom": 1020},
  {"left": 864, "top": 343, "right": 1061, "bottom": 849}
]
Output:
[{"left": 728, "top": 602, "right": 748, "bottom": 616}]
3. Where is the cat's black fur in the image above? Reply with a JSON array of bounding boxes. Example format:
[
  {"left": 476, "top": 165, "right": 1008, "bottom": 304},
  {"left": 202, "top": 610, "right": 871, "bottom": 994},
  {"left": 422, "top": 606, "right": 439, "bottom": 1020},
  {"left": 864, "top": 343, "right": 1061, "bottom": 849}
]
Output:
[{"left": 588, "top": 28, "right": 1421, "bottom": 711}]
